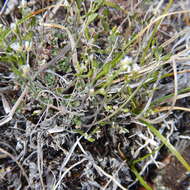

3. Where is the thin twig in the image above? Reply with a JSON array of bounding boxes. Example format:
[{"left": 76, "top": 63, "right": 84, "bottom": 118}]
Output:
[
  {"left": 0, "top": 0, "right": 9, "bottom": 15},
  {"left": 93, "top": 163, "right": 128, "bottom": 190},
  {"left": 53, "top": 158, "right": 87, "bottom": 190},
  {"left": 155, "top": 106, "right": 190, "bottom": 112},
  {"left": 37, "top": 132, "right": 45, "bottom": 190},
  {"left": 142, "top": 58, "right": 178, "bottom": 124},
  {"left": 0, "top": 147, "right": 30, "bottom": 186},
  {"left": 0, "top": 86, "right": 28, "bottom": 126},
  {"left": 32, "top": 44, "right": 71, "bottom": 80}
]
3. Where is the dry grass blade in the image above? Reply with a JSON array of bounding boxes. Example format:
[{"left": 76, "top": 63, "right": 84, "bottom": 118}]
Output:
[
  {"left": 102, "top": 161, "right": 127, "bottom": 190},
  {"left": 32, "top": 44, "right": 71, "bottom": 80},
  {"left": 53, "top": 158, "right": 87, "bottom": 190},
  {"left": 135, "top": 73, "right": 162, "bottom": 119},
  {"left": 0, "top": 0, "right": 9, "bottom": 15},
  {"left": 1, "top": 1, "right": 190, "bottom": 189},
  {"left": 142, "top": 58, "right": 178, "bottom": 124},
  {"left": 40, "top": 23, "right": 79, "bottom": 72},
  {"left": 155, "top": 106, "right": 190, "bottom": 112},
  {"left": 161, "top": 27, "right": 190, "bottom": 48},
  {"left": 0, "top": 93, "right": 11, "bottom": 114},
  {"left": 93, "top": 163, "right": 128, "bottom": 190},
  {"left": 37, "top": 132, "right": 45, "bottom": 190},
  {"left": 48, "top": 0, "right": 65, "bottom": 19},
  {"left": 137, "top": 9, "right": 190, "bottom": 41},
  {"left": 0, "top": 86, "right": 28, "bottom": 127}
]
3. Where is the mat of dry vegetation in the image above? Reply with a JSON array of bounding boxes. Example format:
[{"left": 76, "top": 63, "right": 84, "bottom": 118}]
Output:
[{"left": 0, "top": 0, "right": 190, "bottom": 190}]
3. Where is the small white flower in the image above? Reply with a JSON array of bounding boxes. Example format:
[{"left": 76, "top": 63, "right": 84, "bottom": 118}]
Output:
[
  {"left": 20, "top": 0, "right": 27, "bottom": 8},
  {"left": 24, "top": 41, "right": 32, "bottom": 51},
  {"left": 120, "top": 55, "right": 140, "bottom": 72},
  {"left": 10, "top": 23, "right": 17, "bottom": 32},
  {"left": 10, "top": 42, "right": 23, "bottom": 52},
  {"left": 120, "top": 56, "right": 133, "bottom": 70}
]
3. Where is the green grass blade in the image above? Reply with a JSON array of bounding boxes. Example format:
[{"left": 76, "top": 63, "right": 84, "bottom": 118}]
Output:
[
  {"left": 141, "top": 120, "right": 190, "bottom": 172},
  {"left": 131, "top": 165, "right": 153, "bottom": 190}
]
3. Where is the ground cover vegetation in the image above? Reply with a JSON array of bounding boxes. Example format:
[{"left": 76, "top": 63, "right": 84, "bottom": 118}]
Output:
[{"left": 0, "top": 0, "right": 190, "bottom": 189}]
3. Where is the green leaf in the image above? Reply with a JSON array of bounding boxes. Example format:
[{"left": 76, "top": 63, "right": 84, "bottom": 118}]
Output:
[
  {"left": 104, "top": 0, "right": 122, "bottom": 10},
  {"left": 74, "top": 129, "right": 95, "bottom": 142},
  {"left": 86, "top": 13, "right": 98, "bottom": 26},
  {"left": 95, "top": 52, "right": 123, "bottom": 82},
  {"left": 131, "top": 165, "right": 153, "bottom": 190}
]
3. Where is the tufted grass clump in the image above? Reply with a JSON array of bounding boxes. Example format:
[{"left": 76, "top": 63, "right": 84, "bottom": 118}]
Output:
[{"left": 0, "top": 0, "right": 190, "bottom": 190}]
